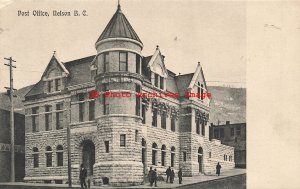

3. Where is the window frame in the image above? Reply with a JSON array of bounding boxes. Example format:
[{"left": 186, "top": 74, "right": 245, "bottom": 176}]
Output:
[
  {"left": 104, "top": 52, "right": 109, "bottom": 72},
  {"left": 119, "top": 51, "right": 128, "bottom": 71},
  {"left": 120, "top": 134, "right": 126, "bottom": 147}
]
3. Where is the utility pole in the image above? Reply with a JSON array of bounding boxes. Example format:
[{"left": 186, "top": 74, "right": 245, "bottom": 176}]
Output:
[
  {"left": 4, "top": 57, "right": 16, "bottom": 182},
  {"left": 65, "top": 100, "right": 72, "bottom": 187}
]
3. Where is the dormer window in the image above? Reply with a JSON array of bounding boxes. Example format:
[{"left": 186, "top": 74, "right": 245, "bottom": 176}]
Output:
[
  {"left": 55, "top": 79, "right": 61, "bottom": 91},
  {"left": 46, "top": 69, "right": 63, "bottom": 93},
  {"left": 200, "top": 84, "right": 204, "bottom": 100},
  {"left": 160, "top": 77, "right": 164, "bottom": 90},
  {"left": 119, "top": 52, "right": 128, "bottom": 71},
  {"left": 154, "top": 74, "right": 159, "bottom": 87},
  {"left": 48, "top": 80, "right": 53, "bottom": 93}
]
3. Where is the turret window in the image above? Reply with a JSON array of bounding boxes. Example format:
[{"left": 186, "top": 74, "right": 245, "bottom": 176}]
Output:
[
  {"left": 104, "top": 52, "right": 109, "bottom": 72},
  {"left": 136, "top": 54, "right": 140, "bottom": 74},
  {"left": 119, "top": 52, "right": 128, "bottom": 71}
]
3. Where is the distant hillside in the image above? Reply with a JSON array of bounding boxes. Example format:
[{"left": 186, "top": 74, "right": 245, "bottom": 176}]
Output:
[
  {"left": 208, "top": 86, "right": 246, "bottom": 125},
  {"left": 1, "top": 85, "right": 246, "bottom": 123}
]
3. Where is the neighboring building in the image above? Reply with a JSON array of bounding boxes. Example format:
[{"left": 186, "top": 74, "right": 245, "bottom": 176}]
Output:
[
  {"left": 209, "top": 121, "right": 246, "bottom": 168},
  {"left": 0, "top": 108, "right": 25, "bottom": 182},
  {"left": 23, "top": 4, "right": 234, "bottom": 186}
]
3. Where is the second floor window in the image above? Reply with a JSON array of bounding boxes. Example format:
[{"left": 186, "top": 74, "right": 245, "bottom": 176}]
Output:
[
  {"left": 171, "top": 117, "right": 176, "bottom": 132},
  {"left": 136, "top": 84, "right": 141, "bottom": 116},
  {"left": 136, "top": 54, "right": 140, "bottom": 74},
  {"left": 32, "top": 107, "right": 39, "bottom": 132},
  {"left": 201, "top": 122, "right": 205, "bottom": 136},
  {"left": 89, "top": 100, "right": 95, "bottom": 121},
  {"left": 196, "top": 119, "right": 200, "bottom": 134},
  {"left": 161, "top": 111, "right": 166, "bottom": 129},
  {"left": 152, "top": 108, "right": 157, "bottom": 127},
  {"left": 142, "top": 104, "right": 146, "bottom": 124},
  {"left": 56, "top": 103, "right": 63, "bottom": 129},
  {"left": 119, "top": 52, "right": 128, "bottom": 71},
  {"left": 45, "top": 105, "right": 52, "bottom": 131},
  {"left": 78, "top": 93, "right": 85, "bottom": 122},
  {"left": 104, "top": 52, "right": 109, "bottom": 72}
]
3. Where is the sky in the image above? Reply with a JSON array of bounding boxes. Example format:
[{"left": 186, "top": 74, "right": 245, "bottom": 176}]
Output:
[{"left": 0, "top": 0, "right": 246, "bottom": 92}]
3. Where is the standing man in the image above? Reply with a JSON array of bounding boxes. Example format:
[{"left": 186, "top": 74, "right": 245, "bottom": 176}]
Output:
[
  {"left": 80, "top": 164, "right": 87, "bottom": 189},
  {"left": 178, "top": 168, "right": 183, "bottom": 184},
  {"left": 165, "top": 166, "right": 171, "bottom": 183},
  {"left": 152, "top": 168, "right": 158, "bottom": 187},
  {"left": 170, "top": 169, "right": 175, "bottom": 183},
  {"left": 148, "top": 167, "right": 154, "bottom": 186},
  {"left": 216, "top": 162, "right": 222, "bottom": 176}
]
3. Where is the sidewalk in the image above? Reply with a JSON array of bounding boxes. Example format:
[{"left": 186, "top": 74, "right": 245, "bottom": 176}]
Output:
[
  {"left": 128, "top": 168, "right": 246, "bottom": 188},
  {"left": 0, "top": 168, "right": 246, "bottom": 189}
]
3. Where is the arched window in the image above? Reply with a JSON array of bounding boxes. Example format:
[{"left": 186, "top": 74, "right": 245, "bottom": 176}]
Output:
[
  {"left": 33, "top": 147, "right": 39, "bottom": 168},
  {"left": 56, "top": 145, "right": 63, "bottom": 166},
  {"left": 45, "top": 146, "right": 52, "bottom": 167},
  {"left": 152, "top": 143, "right": 158, "bottom": 165},
  {"left": 171, "top": 146, "right": 175, "bottom": 167},
  {"left": 161, "top": 145, "right": 166, "bottom": 166}
]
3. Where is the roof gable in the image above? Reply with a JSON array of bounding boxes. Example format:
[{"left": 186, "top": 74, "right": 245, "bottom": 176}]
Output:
[
  {"left": 188, "top": 62, "right": 208, "bottom": 91},
  {"left": 147, "top": 47, "right": 168, "bottom": 78},
  {"left": 42, "top": 54, "right": 69, "bottom": 79}
]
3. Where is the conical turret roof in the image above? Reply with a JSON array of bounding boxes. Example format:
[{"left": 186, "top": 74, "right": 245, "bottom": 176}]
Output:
[{"left": 96, "top": 4, "right": 142, "bottom": 44}]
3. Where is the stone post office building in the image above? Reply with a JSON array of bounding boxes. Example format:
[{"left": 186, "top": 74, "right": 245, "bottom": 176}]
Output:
[{"left": 23, "top": 4, "right": 234, "bottom": 186}]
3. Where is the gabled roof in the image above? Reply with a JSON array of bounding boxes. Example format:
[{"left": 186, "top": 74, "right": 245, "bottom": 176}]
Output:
[
  {"left": 25, "top": 55, "right": 95, "bottom": 98},
  {"left": 96, "top": 4, "right": 142, "bottom": 44},
  {"left": 147, "top": 46, "right": 168, "bottom": 78},
  {"left": 41, "top": 53, "right": 69, "bottom": 77},
  {"left": 188, "top": 62, "right": 208, "bottom": 90}
]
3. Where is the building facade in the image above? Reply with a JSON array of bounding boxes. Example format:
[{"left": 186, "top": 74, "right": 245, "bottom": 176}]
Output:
[
  {"left": 23, "top": 4, "right": 234, "bottom": 186},
  {"left": 210, "top": 121, "right": 246, "bottom": 168},
  {"left": 0, "top": 108, "right": 25, "bottom": 182}
]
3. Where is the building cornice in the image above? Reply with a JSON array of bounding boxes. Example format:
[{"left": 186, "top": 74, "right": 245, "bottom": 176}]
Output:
[{"left": 95, "top": 37, "right": 144, "bottom": 49}]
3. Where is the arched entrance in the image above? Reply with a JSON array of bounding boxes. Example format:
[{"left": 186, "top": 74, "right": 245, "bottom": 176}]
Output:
[
  {"left": 198, "top": 147, "right": 203, "bottom": 173},
  {"left": 81, "top": 140, "right": 95, "bottom": 176}
]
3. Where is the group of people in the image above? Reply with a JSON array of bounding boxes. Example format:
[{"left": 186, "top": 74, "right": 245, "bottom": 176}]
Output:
[
  {"left": 148, "top": 166, "right": 183, "bottom": 187},
  {"left": 79, "top": 162, "right": 222, "bottom": 188}
]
